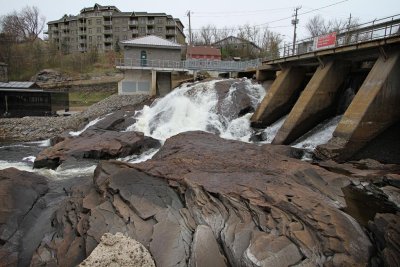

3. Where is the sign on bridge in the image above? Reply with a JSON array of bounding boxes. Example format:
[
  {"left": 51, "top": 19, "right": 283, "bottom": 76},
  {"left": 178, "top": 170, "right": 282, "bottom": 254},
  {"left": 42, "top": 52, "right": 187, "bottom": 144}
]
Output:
[{"left": 313, "top": 32, "right": 337, "bottom": 50}]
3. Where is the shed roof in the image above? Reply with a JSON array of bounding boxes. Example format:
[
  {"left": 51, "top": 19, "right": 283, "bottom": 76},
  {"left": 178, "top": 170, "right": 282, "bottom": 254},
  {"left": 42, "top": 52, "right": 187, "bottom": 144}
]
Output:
[
  {"left": 121, "top": 35, "right": 181, "bottom": 49},
  {"left": 187, "top": 46, "right": 221, "bottom": 57},
  {"left": 0, "top": 81, "right": 38, "bottom": 89}
]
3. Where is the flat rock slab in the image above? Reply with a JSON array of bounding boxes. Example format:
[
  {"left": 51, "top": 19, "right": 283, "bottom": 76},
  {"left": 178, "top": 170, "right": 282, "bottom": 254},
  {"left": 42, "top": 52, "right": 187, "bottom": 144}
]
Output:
[{"left": 34, "top": 129, "right": 160, "bottom": 169}]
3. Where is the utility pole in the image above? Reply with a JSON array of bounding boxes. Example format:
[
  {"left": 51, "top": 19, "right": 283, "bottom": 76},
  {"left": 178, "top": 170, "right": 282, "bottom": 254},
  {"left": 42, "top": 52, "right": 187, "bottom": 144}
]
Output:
[
  {"left": 347, "top": 13, "right": 352, "bottom": 30},
  {"left": 186, "top": 10, "right": 192, "bottom": 45},
  {"left": 291, "top": 6, "right": 301, "bottom": 55}
]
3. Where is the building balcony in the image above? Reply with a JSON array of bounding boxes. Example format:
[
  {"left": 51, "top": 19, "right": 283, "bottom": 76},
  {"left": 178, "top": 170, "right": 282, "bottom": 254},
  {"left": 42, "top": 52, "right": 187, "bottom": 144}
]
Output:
[
  {"left": 79, "top": 31, "right": 87, "bottom": 35},
  {"left": 103, "top": 21, "right": 112, "bottom": 26},
  {"left": 79, "top": 39, "right": 87, "bottom": 44},
  {"left": 147, "top": 30, "right": 155, "bottom": 34},
  {"left": 129, "top": 20, "right": 138, "bottom": 25},
  {"left": 103, "top": 29, "right": 112, "bottom": 34},
  {"left": 132, "top": 29, "right": 138, "bottom": 34},
  {"left": 103, "top": 11, "right": 113, "bottom": 16},
  {"left": 147, "top": 20, "right": 155, "bottom": 25},
  {"left": 79, "top": 47, "right": 87, "bottom": 52},
  {"left": 166, "top": 30, "right": 176, "bottom": 35},
  {"left": 104, "top": 38, "right": 113, "bottom": 43}
]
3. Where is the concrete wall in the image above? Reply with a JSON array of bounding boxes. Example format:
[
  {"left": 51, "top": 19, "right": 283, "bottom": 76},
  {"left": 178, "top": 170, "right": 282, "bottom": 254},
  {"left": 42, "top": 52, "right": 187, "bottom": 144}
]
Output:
[
  {"left": 156, "top": 72, "right": 172, "bottom": 96},
  {"left": 273, "top": 60, "right": 350, "bottom": 145},
  {"left": 251, "top": 67, "right": 306, "bottom": 127},
  {"left": 124, "top": 46, "right": 181, "bottom": 61},
  {"left": 118, "top": 69, "right": 152, "bottom": 95},
  {"left": 316, "top": 50, "right": 400, "bottom": 161}
]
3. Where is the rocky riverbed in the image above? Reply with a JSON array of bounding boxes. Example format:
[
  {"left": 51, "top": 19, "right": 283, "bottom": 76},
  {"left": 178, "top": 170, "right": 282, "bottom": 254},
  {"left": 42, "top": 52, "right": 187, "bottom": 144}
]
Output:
[
  {"left": 0, "top": 79, "right": 399, "bottom": 267},
  {"left": 0, "top": 94, "right": 153, "bottom": 142}
]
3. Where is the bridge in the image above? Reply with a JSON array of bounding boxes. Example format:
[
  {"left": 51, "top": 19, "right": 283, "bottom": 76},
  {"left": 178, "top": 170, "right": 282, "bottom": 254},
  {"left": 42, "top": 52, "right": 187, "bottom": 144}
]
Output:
[
  {"left": 115, "top": 58, "right": 262, "bottom": 72},
  {"left": 250, "top": 14, "right": 400, "bottom": 163}
]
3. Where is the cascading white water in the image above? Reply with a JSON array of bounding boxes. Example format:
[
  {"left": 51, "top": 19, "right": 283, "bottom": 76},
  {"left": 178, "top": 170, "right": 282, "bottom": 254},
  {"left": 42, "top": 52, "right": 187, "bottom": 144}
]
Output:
[
  {"left": 292, "top": 115, "right": 342, "bottom": 151},
  {"left": 260, "top": 115, "right": 287, "bottom": 143},
  {"left": 126, "top": 79, "right": 266, "bottom": 142}
]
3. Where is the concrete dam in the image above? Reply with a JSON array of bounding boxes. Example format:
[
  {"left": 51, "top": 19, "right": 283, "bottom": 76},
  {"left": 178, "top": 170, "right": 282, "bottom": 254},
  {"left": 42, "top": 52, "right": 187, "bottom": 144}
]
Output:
[{"left": 250, "top": 22, "right": 400, "bottom": 163}]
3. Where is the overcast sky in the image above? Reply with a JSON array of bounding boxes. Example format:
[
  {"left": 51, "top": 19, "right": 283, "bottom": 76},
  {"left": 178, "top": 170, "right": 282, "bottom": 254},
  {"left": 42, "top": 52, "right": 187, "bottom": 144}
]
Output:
[{"left": 0, "top": 0, "right": 398, "bottom": 42}]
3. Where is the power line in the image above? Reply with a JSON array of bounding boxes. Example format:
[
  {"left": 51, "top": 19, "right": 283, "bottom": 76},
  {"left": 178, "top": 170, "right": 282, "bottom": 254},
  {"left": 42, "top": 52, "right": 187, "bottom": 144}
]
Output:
[
  {"left": 192, "top": 6, "right": 292, "bottom": 15},
  {"left": 254, "top": 0, "right": 349, "bottom": 27}
]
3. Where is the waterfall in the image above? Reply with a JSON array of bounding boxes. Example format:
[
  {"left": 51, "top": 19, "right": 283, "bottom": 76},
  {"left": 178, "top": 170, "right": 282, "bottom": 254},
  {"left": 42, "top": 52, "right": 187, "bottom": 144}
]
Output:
[
  {"left": 126, "top": 79, "right": 266, "bottom": 142},
  {"left": 292, "top": 115, "right": 342, "bottom": 151}
]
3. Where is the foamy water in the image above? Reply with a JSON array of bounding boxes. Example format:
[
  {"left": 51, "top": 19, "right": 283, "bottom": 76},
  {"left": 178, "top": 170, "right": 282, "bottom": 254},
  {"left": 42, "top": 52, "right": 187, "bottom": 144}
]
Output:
[
  {"left": 126, "top": 79, "right": 266, "bottom": 142},
  {"left": 292, "top": 115, "right": 342, "bottom": 151}
]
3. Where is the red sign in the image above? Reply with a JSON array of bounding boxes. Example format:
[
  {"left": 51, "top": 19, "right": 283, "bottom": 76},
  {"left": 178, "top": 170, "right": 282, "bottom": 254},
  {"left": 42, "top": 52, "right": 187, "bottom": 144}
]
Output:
[{"left": 313, "top": 32, "right": 337, "bottom": 50}]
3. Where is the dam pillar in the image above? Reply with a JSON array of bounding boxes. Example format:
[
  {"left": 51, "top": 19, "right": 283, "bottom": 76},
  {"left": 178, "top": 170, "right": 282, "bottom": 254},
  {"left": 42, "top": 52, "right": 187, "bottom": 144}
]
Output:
[
  {"left": 316, "top": 50, "right": 400, "bottom": 161},
  {"left": 151, "top": 70, "right": 157, "bottom": 96},
  {"left": 251, "top": 66, "right": 306, "bottom": 127},
  {"left": 256, "top": 69, "right": 276, "bottom": 82},
  {"left": 273, "top": 60, "right": 350, "bottom": 145}
]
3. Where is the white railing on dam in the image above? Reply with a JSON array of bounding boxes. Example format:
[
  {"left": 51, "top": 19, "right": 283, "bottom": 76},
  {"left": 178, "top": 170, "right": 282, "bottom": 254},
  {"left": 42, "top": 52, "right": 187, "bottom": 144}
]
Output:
[{"left": 115, "top": 58, "right": 262, "bottom": 72}]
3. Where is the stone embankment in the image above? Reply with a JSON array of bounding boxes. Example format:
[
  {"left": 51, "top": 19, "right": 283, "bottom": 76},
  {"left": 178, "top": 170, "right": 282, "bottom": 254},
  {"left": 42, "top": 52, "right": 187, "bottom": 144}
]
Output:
[{"left": 0, "top": 94, "right": 152, "bottom": 142}]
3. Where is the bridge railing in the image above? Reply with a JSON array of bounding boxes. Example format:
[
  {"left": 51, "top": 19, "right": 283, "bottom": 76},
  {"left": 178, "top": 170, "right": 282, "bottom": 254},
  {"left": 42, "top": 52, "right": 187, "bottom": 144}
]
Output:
[
  {"left": 272, "top": 13, "right": 400, "bottom": 61},
  {"left": 116, "top": 58, "right": 263, "bottom": 72}
]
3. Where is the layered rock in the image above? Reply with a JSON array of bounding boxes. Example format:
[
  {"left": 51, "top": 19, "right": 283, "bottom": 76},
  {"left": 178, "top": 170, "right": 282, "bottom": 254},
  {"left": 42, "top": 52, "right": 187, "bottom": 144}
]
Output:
[
  {"left": 34, "top": 130, "right": 160, "bottom": 169},
  {"left": 0, "top": 168, "right": 48, "bottom": 266},
  {"left": 28, "top": 131, "right": 376, "bottom": 266}
]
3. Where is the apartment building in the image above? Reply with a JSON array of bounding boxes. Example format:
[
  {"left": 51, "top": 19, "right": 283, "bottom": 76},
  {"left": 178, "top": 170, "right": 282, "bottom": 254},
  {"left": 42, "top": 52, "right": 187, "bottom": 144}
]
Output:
[{"left": 46, "top": 4, "right": 185, "bottom": 53}]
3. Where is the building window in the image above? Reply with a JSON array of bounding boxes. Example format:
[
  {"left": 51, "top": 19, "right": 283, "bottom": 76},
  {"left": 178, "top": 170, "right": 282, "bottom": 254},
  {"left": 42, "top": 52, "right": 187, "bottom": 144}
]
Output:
[
  {"left": 157, "top": 18, "right": 163, "bottom": 24},
  {"left": 123, "top": 35, "right": 127, "bottom": 40},
  {"left": 122, "top": 26, "right": 127, "bottom": 32},
  {"left": 89, "top": 36, "right": 92, "bottom": 42},
  {"left": 97, "top": 36, "right": 101, "bottom": 41},
  {"left": 115, "top": 27, "right": 120, "bottom": 32},
  {"left": 97, "top": 27, "right": 101, "bottom": 33},
  {"left": 139, "top": 27, "right": 146, "bottom": 33},
  {"left": 88, "top": 28, "right": 92, "bottom": 34},
  {"left": 139, "top": 17, "right": 146, "bottom": 23},
  {"left": 96, "top": 18, "right": 101, "bottom": 25},
  {"left": 88, "top": 19, "right": 92, "bottom": 25},
  {"left": 157, "top": 27, "right": 163, "bottom": 33}
]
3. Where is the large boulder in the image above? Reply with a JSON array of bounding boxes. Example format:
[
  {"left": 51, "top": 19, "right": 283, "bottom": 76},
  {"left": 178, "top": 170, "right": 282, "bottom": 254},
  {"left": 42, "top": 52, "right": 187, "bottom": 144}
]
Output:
[
  {"left": 34, "top": 130, "right": 160, "bottom": 169},
  {"left": 0, "top": 168, "right": 48, "bottom": 266},
  {"left": 79, "top": 232, "right": 155, "bottom": 267},
  {"left": 29, "top": 131, "right": 375, "bottom": 266}
]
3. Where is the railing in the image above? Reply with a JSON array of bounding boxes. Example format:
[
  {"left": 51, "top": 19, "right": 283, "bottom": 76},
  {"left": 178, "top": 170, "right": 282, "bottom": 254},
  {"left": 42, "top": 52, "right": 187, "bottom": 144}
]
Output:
[
  {"left": 274, "top": 13, "right": 400, "bottom": 61},
  {"left": 129, "top": 20, "right": 138, "bottom": 25},
  {"left": 116, "top": 58, "right": 262, "bottom": 71}
]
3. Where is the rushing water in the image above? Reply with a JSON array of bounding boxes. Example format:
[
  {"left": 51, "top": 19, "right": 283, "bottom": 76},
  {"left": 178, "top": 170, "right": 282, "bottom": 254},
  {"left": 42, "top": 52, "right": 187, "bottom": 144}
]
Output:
[
  {"left": 126, "top": 79, "right": 266, "bottom": 142},
  {"left": 292, "top": 115, "right": 343, "bottom": 151},
  {"left": 0, "top": 79, "right": 345, "bottom": 178}
]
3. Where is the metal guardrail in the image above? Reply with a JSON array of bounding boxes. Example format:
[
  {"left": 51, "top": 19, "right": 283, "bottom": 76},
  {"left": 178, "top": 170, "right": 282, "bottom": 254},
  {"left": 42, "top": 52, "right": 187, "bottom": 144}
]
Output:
[
  {"left": 278, "top": 13, "right": 400, "bottom": 59},
  {"left": 116, "top": 58, "right": 262, "bottom": 72}
]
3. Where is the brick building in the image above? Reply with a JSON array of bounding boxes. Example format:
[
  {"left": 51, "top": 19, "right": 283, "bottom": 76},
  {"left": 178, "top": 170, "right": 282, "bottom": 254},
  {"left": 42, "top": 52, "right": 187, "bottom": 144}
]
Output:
[
  {"left": 46, "top": 3, "right": 185, "bottom": 53},
  {"left": 186, "top": 46, "right": 221, "bottom": 60}
]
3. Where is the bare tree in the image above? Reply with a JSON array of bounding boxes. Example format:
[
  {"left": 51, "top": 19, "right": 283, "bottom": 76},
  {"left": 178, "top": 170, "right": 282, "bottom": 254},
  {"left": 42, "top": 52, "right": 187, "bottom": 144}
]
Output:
[
  {"left": 0, "top": 6, "right": 45, "bottom": 42},
  {"left": 305, "top": 14, "right": 360, "bottom": 37},
  {"left": 199, "top": 24, "right": 216, "bottom": 45}
]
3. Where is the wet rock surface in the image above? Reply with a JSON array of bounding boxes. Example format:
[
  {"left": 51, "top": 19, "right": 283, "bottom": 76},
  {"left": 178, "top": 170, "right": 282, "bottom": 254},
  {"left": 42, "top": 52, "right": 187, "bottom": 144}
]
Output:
[
  {"left": 0, "top": 168, "right": 48, "bottom": 266},
  {"left": 33, "top": 129, "right": 160, "bottom": 169},
  {"left": 11, "top": 131, "right": 397, "bottom": 266}
]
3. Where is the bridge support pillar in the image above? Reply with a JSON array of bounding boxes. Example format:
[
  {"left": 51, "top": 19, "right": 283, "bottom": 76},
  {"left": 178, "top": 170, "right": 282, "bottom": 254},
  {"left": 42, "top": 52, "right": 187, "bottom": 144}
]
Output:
[
  {"left": 256, "top": 69, "right": 276, "bottom": 81},
  {"left": 251, "top": 66, "right": 306, "bottom": 127},
  {"left": 151, "top": 70, "right": 157, "bottom": 96},
  {"left": 316, "top": 50, "right": 400, "bottom": 161},
  {"left": 273, "top": 60, "right": 350, "bottom": 145}
]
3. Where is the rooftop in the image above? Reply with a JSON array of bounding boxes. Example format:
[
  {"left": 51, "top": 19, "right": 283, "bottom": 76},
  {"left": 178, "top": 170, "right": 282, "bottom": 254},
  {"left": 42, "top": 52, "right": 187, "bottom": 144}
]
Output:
[
  {"left": 187, "top": 46, "right": 221, "bottom": 57},
  {"left": 121, "top": 35, "right": 181, "bottom": 49},
  {"left": 0, "top": 81, "right": 38, "bottom": 89}
]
